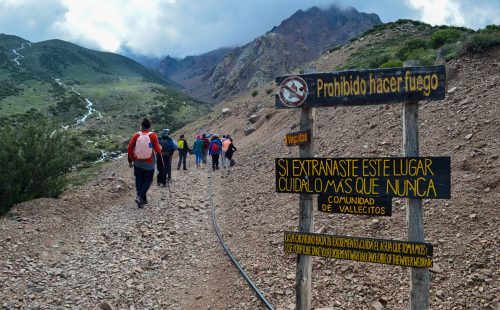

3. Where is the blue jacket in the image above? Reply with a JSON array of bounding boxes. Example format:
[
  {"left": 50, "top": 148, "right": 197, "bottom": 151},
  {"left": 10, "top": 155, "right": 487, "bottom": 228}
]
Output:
[{"left": 208, "top": 139, "right": 222, "bottom": 155}]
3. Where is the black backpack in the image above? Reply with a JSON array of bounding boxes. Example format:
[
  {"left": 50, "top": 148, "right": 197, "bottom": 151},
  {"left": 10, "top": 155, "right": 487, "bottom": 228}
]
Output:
[{"left": 159, "top": 136, "right": 172, "bottom": 155}]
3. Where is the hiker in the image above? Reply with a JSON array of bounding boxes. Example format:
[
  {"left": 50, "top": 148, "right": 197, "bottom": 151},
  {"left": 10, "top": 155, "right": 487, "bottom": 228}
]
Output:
[
  {"left": 201, "top": 133, "right": 210, "bottom": 164},
  {"left": 177, "top": 134, "right": 191, "bottom": 170},
  {"left": 127, "top": 118, "right": 161, "bottom": 208},
  {"left": 208, "top": 135, "right": 222, "bottom": 171},
  {"left": 192, "top": 135, "right": 205, "bottom": 168},
  {"left": 157, "top": 128, "right": 177, "bottom": 186},
  {"left": 221, "top": 135, "right": 231, "bottom": 168},
  {"left": 225, "top": 138, "right": 237, "bottom": 169}
]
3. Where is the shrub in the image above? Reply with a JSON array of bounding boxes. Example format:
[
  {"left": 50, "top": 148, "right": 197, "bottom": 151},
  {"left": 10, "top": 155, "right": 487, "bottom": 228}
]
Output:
[
  {"left": 251, "top": 90, "right": 258, "bottom": 97},
  {"left": 483, "top": 24, "right": 500, "bottom": 33},
  {"left": 431, "top": 29, "right": 462, "bottom": 48},
  {"left": 396, "top": 39, "right": 429, "bottom": 60},
  {"left": 380, "top": 59, "right": 404, "bottom": 68},
  {"left": 368, "top": 54, "right": 390, "bottom": 68},
  {"left": 440, "top": 42, "right": 462, "bottom": 60},
  {"left": 402, "top": 47, "right": 436, "bottom": 65},
  {"left": 265, "top": 88, "right": 274, "bottom": 95},
  {"left": 0, "top": 116, "right": 77, "bottom": 215},
  {"left": 462, "top": 27, "right": 500, "bottom": 54}
]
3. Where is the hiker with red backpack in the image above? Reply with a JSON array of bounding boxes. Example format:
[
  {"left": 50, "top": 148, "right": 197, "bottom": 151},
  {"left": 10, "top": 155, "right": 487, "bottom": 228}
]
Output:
[
  {"left": 127, "top": 118, "right": 162, "bottom": 208},
  {"left": 208, "top": 135, "right": 222, "bottom": 171}
]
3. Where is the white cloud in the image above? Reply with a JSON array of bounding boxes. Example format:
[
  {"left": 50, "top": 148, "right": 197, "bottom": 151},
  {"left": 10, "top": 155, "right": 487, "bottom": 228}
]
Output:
[
  {"left": 407, "top": 0, "right": 465, "bottom": 26},
  {"left": 0, "top": 0, "right": 498, "bottom": 58},
  {"left": 52, "top": 0, "right": 170, "bottom": 53},
  {"left": 406, "top": 0, "right": 500, "bottom": 29}
]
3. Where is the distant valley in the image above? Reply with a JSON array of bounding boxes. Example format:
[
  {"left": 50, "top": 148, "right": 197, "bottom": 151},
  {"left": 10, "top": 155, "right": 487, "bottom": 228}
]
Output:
[{"left": 0, "top": 34, "right": 211, "bottom": 164}]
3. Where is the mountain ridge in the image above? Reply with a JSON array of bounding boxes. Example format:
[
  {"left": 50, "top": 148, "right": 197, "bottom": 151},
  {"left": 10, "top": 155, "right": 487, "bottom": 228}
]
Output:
[{"left": 160, "top": 5, "right": 381, "bottom": 102}]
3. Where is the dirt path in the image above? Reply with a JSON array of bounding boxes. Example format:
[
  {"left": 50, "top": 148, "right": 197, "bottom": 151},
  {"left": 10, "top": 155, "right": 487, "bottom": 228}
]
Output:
[{"left": 0, "top": 160, "right": 264, "bottom": 309}]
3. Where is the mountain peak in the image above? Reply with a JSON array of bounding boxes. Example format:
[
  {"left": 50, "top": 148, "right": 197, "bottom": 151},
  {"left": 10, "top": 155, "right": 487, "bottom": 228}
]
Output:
[{"left": 160, "top": 5, "right": 381, "bottom": 102}]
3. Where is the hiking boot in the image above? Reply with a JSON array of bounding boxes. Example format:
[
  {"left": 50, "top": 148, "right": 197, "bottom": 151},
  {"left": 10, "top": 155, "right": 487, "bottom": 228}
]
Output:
[
  {"left": 143, "top": 197, "right": 148, "bottom": 205},
  {"left": 135, "top": 196, "right": 143, "bottom": 208}
]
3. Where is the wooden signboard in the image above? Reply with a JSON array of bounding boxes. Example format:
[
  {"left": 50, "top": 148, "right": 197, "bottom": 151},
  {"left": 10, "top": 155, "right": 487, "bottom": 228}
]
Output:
[
  {"left": 284, "top": 130, "right": 311, "bottom": 147},
  {"left": 275, "top": 65, "right": 446, "bottom": 109},
  {"left": 318, "top": 194, "right": 392, "bottom": 216},
  {"left": 275, "top": 157, "right": 451, "bottom": 199},
  {"left": 284, "top": 232, "right": 433, "bottom": 268}
]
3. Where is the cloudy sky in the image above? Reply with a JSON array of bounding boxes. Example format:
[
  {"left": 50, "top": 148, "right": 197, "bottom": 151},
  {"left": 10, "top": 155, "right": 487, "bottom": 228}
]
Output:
[{"left": 1, "top": 0, "right": 499, "bottom": 58}]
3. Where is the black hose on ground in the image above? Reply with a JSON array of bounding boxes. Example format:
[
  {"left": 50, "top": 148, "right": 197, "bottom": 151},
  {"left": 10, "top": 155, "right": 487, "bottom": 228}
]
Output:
[{"left": 207, "top": 171, "right": 275, "bottom": 310}]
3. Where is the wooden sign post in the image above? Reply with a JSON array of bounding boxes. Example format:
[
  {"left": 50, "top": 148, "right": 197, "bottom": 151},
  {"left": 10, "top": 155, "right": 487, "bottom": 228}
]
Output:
[
  {"left": 296, "top": 107, "right": 314, "bottom": 310},
  {"left": 403, "top": 60, "right": 430, "bottom": 309},
  {"left": 275, "top": 63, "right": 447, "bottom": 310}
]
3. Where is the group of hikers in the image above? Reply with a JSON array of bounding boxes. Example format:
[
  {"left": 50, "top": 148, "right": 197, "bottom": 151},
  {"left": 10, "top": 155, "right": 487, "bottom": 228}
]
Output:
[{"left": 127, "top": 118, "right": 237, "bottom": 208}]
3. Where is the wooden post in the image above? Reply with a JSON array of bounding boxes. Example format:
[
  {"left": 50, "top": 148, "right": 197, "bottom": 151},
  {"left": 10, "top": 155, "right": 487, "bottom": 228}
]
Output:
[
  {"left": 403, "top": 60, "right": 430, "bottom": 309},
  {"left": 296, "top": 107, "right": 314, "bottom": 310}
]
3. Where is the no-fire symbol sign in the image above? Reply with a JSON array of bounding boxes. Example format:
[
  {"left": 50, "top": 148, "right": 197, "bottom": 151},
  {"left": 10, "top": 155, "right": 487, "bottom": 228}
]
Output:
[{"left": 278, "top": 76, "right": 309, "bottom": 108}]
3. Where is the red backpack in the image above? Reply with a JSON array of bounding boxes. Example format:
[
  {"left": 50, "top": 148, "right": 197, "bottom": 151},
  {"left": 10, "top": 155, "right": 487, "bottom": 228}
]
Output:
[{"left": 211, "top": 142, "right": 219, "bottom": 153}]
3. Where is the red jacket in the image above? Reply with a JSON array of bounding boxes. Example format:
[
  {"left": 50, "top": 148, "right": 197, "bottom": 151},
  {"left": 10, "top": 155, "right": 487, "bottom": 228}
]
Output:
[{"left": 127, "top": 130, "right": 162, "bottom": 163}]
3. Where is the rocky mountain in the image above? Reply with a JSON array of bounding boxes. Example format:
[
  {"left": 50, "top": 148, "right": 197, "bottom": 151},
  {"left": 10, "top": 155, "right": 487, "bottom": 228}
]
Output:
[
  {"left": 158, "top": 47, "right": 233, "bottom": 99},
  {"left": 161, "top": 5, "right": 381, "bottom": 102}
]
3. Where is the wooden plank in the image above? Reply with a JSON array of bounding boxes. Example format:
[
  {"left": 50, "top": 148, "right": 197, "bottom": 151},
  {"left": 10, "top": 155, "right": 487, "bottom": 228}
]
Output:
[
  {"left": 275, "top": 157, "right": 451, "bottom": 199},
  {"left": 318, "top": 195, "right": 392, "bottom": 216},
  {"left": 284, "top": 129, "right": 311, "bottom": 147},
  {"left": 403, "top": 60, "right": 430, "bottom": 309},
  {"left": 296, "top": 107, "right": 314, "bottom": 310},
  {"left": 275, "top": 65, "right": 446, "bottom": 109},
  {"left": 284, "top": 232, "right": 433, "bottom": 268}
]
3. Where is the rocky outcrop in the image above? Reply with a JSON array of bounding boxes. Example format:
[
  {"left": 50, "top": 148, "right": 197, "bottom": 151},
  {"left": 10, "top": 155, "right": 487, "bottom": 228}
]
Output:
[{"left": 208, "top": 32, "right": 290, "bottom": 100}]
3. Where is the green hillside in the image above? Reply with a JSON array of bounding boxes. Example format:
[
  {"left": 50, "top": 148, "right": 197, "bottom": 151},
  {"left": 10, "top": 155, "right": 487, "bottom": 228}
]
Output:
[
  {"left": 331, "top": 21, "right": 500, "bottom": 70},
  {"left": 0, "top": 34, "right": 211, "bottom": 164}
]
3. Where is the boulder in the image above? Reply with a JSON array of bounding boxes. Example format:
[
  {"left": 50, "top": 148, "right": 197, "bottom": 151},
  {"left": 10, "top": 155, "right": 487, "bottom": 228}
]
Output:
[
  {"left": 244, "top": 126, "right": 256, "bottom": 135},
  {"left": 248, "top": 114, "right": 260, "bottom": 124}
]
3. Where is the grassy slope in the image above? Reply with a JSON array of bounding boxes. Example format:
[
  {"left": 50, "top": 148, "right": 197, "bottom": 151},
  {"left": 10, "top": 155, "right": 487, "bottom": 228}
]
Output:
[
  {"left": 322, "top": 20, "right": 498, "bottom": 71},
  {"left": 0, "top": 35, "right": 211, "bottom": 163}
]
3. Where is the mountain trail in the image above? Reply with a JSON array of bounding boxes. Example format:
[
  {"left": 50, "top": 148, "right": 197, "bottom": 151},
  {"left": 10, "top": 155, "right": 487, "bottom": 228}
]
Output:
[{"left": 0, "top": 160, "right": 264, "bottom": 309}]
